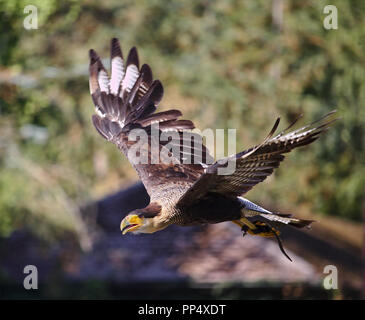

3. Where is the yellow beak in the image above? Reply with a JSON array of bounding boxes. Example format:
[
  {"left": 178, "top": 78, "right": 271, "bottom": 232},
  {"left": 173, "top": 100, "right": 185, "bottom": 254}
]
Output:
[{"left": 120, "top": 215, "right": 142, "bottom": 235}]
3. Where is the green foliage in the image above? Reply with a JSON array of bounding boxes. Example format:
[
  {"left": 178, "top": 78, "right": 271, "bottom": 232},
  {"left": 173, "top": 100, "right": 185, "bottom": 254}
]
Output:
[{"left": 0, "top": 0, "right": 364, "bottom": 240}]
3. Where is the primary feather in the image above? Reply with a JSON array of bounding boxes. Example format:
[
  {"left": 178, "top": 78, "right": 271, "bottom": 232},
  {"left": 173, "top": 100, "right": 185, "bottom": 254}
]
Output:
[{"left": 89, "top": 38, "right": 213, "bottom": 206}]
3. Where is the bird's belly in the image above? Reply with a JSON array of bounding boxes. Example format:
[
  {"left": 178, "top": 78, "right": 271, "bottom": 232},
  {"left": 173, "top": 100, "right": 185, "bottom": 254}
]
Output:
[{"left": 176, "top": 197, "right": 242, "bottom": 226}]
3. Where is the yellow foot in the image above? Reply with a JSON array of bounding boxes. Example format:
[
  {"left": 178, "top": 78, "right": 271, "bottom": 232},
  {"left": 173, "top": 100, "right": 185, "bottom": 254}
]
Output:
[
  {"left": 232, "top": 219, "right": 291, "bottom": 261},
  {"left": 232, "top": 219, "right": 280, "bottom": 238}
]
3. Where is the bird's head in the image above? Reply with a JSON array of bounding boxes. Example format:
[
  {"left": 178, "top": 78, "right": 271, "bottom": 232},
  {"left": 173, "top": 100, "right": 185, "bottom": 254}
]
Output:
[
  {"left": 120, "top": 203, "right": 164, "bottom": 235},
  {"left": 120, "top": 211, "right": 148, "bottom": 234}
]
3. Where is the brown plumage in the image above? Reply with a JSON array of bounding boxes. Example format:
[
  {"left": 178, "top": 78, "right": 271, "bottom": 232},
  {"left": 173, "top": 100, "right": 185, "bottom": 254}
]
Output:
[{"left": 88, "top": 38, "right": 337, "bottom": 261}]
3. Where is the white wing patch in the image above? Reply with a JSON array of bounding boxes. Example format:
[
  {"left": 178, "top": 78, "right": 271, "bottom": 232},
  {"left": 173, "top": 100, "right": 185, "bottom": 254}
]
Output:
[
  {"left": 110, "top": 57, "right": 124, "bottom": 95},
  {"left": 98, "top": 69, "right": 109, "bottom": 93},
  {"left": 121, "top": 64, "right": 139, "bottom": 94}
]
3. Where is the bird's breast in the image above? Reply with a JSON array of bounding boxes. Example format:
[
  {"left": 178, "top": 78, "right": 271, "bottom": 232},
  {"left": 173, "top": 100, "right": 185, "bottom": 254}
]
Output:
[{"left": 173, "top": 195, "right": 242, "bottom": 226}]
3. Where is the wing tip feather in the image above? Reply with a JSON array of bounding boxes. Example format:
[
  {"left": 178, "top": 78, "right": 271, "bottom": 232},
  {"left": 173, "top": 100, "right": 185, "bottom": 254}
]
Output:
[{"left": 126, "top": 46, "right": 139, "bottom": 69}]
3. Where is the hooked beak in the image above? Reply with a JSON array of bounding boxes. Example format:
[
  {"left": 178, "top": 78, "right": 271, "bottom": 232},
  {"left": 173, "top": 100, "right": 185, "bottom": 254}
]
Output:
[
  {"left": 120, "top": 215, "right": 142, "bottom": 235},
  {"left": 121, "top": 222, "right": 138, "bottom": 234}
]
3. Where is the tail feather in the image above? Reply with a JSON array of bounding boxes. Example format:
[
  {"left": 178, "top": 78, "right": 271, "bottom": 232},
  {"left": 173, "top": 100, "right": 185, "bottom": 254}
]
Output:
[
  {"left": 238, "top": 197, "right": 314, "bottom": 229},
  {"left": 260, "top": 213, "right": 314, "bottom": 228}
]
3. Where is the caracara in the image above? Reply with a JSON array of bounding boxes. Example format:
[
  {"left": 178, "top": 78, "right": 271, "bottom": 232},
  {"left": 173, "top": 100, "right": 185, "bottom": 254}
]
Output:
[{"left": 88, "top": 38, "right": 337, "bottom": 261}]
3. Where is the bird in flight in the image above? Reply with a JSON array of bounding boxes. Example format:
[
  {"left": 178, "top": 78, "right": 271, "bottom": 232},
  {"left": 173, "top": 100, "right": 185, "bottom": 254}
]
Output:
[{"left": 88, "top": 38, "right": 336, "bottom": 261}]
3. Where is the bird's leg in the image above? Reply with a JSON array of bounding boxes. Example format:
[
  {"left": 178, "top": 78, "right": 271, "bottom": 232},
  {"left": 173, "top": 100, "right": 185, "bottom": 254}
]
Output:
[
  {"left": 239, "top": 218, "right": 281, "bottom": 238},
  {"left": 232, "top": 219, "right": 255, "bottom": 237},
  {"left": 232, "top": 220, "right": 244, "bottom": 228},
  {"left": 234, "top": 218, "right": 272, "bottom": 237},
  {"left": 240, "top": 217, "right": 257, "bottom": 230},
  {"left": 233, "top": 219, "right": 292, "bottom": 261},
  {"left": 239, "top": 217, "right": 279, "bottom": 238},
  {"left": 233, "top": 218, "right": 280, "bottom": 239}
]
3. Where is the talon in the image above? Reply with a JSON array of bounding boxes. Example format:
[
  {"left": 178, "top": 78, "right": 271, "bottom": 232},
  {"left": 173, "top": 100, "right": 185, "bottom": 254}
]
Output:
[
  {"left": 234, "top": 219, "right": 292, "bottom": 261},
  {"left": 247, "top": 221, "right": 281, "bottom": 238},
  {"left": 241, "top": 224, "right": 249, "bottom": 237}
]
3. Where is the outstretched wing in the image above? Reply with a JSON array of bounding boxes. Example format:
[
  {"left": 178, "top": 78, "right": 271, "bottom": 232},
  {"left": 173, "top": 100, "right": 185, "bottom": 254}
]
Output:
[
  {"left": 89, "top": 38, "right": 213, "bottom": 205},
  {"left": 177, "top": 111, "right": 337, "bottom": 207}
]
